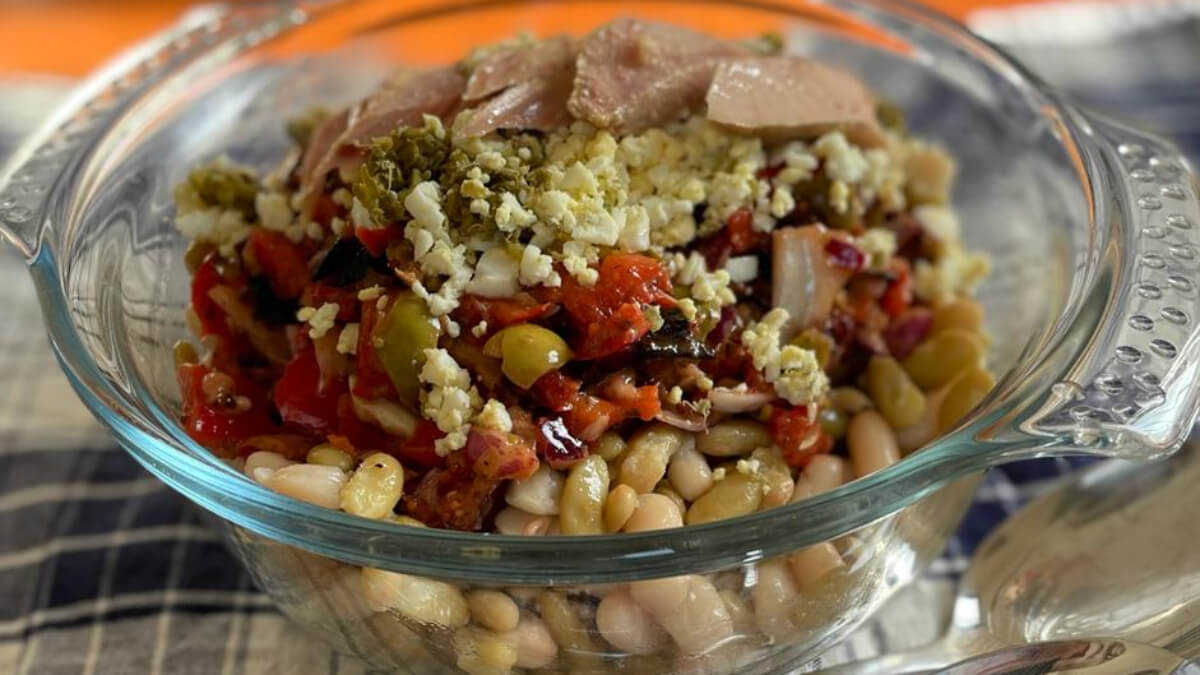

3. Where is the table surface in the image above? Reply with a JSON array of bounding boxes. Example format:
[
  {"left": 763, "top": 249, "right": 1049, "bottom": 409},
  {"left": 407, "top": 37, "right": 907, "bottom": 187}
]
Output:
[{"left": 0, "top": 0, "right": 1114, "bottom": 76}]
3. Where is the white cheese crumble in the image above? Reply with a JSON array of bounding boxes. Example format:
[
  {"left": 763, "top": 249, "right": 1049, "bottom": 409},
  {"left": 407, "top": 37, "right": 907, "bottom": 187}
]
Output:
[
  {"left": 518, "top": 244, "right": 562, "bottom": 288},
  {"left": 466, "top": 247, "right": 520, "bottom": 298},
  {"left": 474, "top": 399, "right": 513, "bottom": 433},
  {"left": 913, "top": 248, "right": 991, "bottom": 303},
  {"left": 913, "top": 204, "right": 959, "bottom": 243},
  {"left": 856, "top": 228, "right": 897, "bottom": 271},
  {"left": 471, "top": 321, "right": 489, "bottom": 338},
  {"left": 349, "top": 196, "right": 374, "bottom": 229},
  {"left": 255, "top": 192, "right": 294, "bottom": 231},
  {"left": 741, "top": 308, "right": 829, "bottom": 406},
  {"left": 297, "top": 303, "right": 339, "bottom": 340},
  {"left": 735, "top": 458, "right": 762, "bottom": 476},
  {"left": 336, "top": 323, "right": 359, "bottom": 355},
  {"left": 357, "top": 285, "right": 383, "bottom": 301},
  {"left": 419, "top": 348, "right": 483, "bottom": 456},
  {"left": 666, "top": 386, "right": 684, "bottom": 405},
  {"left": 711, "top": 467, "right": 727, "bottom": 482}
]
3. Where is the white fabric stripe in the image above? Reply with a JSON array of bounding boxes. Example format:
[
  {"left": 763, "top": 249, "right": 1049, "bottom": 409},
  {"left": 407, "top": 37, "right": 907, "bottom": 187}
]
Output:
[
  {"left": 148, "top": 515, "right": 192, "bottom": 675},
  {"left": 0, "top": 525, "right": 220, "bottom": 573},
  {"left": 220, "top": 574, "right": 250, "bottom": 675},
  {"left": 0, "top": 590, "right": 274, "bottom": 638},
  {"left": 80, "top": 494, "right": 143, "bottom": 675},
  {"left": 0, "top": 478, "right": 164, "bottom": 511}
]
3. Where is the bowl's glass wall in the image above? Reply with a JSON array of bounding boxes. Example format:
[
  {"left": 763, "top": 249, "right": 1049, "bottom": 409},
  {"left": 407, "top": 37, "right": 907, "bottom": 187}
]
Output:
[{"left": 42, "top": 1, "right": 1093, "bottom": 670}]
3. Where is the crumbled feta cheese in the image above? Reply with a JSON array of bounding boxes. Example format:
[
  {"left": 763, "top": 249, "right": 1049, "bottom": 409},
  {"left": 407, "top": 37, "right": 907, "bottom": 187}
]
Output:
[
  {"left": 357, "top": 285, "right": 383, "bottom": 301},
  {"left": 336, "top": 323, "right": 359, "bottom": 355},
  {"left": 330, "top": 216, "right": 347, "bottom": 237},
  {"left": 466, "top": 246, "right": 520, "bottom": 298},
  {"left": 769, "top": 184, "right": 795, "bottom": 219},
  {"left": 561, "top": 240, "right": 599, "bottom": 285},
  {"left": 441, "top": 316, "right": 461, "bottom": 338},
  {"left": 741, "top": 308, "right": 828, "bottom": 405},
  {"left": 829, "top": 180, "right": 851, "bottom": 214},
  {"left": 350, "top": 196, "right": 374, "bottom": 229},
  {"left": 856, "top": 228, "right": 897, "bottom": 271},
  {"left": 477, "top": 151, "right": 506, "bottom": 172},
  {"left": 644, "top": 305, "right": 664, "bottom": 332},
  {"left": 711, "top": 467, "right": 727, "bottom": 482},
  {"left": 913, "top": 204, "right": 959, "bottom": 243},
  {"left": 724, "top": 255, "right": 758, "bottom": 284},
  {"left": 419, "top": 348, "right": 483, "bottom": 456},
  {"left": 666, "top": 386, "right": 684, "bottom": 405},
  {"left": 471, "top": 321, "right": 489, "bottom": 338},
  {"left": 305, "top": 221, "right": 323, "bottom": 240},
  {"left": 255, "top": 192, "right": 294, "bottom": 231},
  {"left": 474, "top": 399, "right": 513, "bottom": 432},
  {"left": 297, "top": 303, "right": 339, "bottom": 340},
  {"left": 405, "top": 181, "right": 447, "bottom": 234},
  {"left": 913, "top": 248, "right": 991, "bottom": 303},
  {"left": 814, "top": 132, "right": 869, "bottom": 184},
  {"left": 331, "top": 188, "right": 353, "bottom": 209},
  {"left": 677, "top": 298, "right": 698, "bottom": 321},
  {"left": 518, "top": 244, "right": 561, "bottom": 288},
  {"left": 493, "top": 192, "right": 536, "bottom": 233},
  {"left": 736, "top": 458, "right": 762, "bottom": 476}
]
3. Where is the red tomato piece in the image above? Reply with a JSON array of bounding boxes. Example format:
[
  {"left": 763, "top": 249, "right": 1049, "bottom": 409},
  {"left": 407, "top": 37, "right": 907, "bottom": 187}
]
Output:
[
  {"left": 454, "top": 294, "right": 557, "bottom": 334},
  {"left": 248, "top": 228, "right": 309, "bottom": 299},
  {"left": 352, "top": 299, "right": 397, "bottom": 400},
  {"left": 274, "top": 344, "right": 346, "bottom": 436},
  {"left": 176, "top": 363, "right": 277, "bottom": 453},
  {"left": 300, "top": 284, "right": 360, "bottom": 321},
  {"left": 394, "top": 419, "right": 446, "bottom": 469},
  {"left": 530, "top": 372, "right": 582, "bottom": 413}
]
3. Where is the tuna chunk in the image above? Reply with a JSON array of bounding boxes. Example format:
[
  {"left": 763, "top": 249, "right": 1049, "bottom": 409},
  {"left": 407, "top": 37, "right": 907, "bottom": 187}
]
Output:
[
  {"left": 463, "top": 35, "right": 576, "bottom": 101},
  {"left": 456, "top": 36, "right": 577, "bottom": 137},
  {"left": 706, "top": 57, "right": 885, "bottom": 147},
  {"left": 297, "top": 66, "right": 465, "bottom": 207},
  {"left": 568, "top": 18, "right": 748, "bottom": 135}
]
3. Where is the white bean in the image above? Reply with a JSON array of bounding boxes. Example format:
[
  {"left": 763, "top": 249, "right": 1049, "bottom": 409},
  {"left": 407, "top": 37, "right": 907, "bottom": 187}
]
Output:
[
  {"left": 623, "top": 493, "right": 683, "bottom": 532},
  {"left": 512, "top": 613, "right": 558, "bottom": 669},
  {"left": 895, "top": 382, "right": 951, "bottom": 454},
  {"left": 619, "top": 424, "right": 687, "bottom": 494},
  {"left": 667, "top": 441, "right": 713, "bottom": 502},
  {"left": 847, "top": 410, "right": 900, "bottom": 478},
  {"left": 255, "top": 464, "right": 347, "bottom": 509},
  {"left": 505, "top": 464, "right": 564, "bottom": 516},
  {"left": 596, "top": 588, "right": 669, "bottom": 655},
  {"left": 787, "top": 543, "right": 845, "bottom": 590},
  {"left": 244, "top": 450, "right": 293, "bottom": 479},
  {"left": 801, "top": 454, "right": 849, "bottom": 495},
  {"left": 631, "top": 575, "right": 732, "bottom": 655},
  {"left": 752, "top": 559, "right": 799, "bottom": 641},
  {"left": 604, "top": 484, "right": 639, "bottom": 533},
  {"left": 467, "top": 590, "right": 520, "bottom": 633},
  {"left": 493, "top": 507, "right": 551, "bottom": 536},
  {"left": 695, "top": 420, "right": 772, "bottom": 457},
  {"left": 360, "top": 568, "right": 469, "bottom": 628},
  {"left": 453, "top": 626, "right": 517, "bottom": 675}
]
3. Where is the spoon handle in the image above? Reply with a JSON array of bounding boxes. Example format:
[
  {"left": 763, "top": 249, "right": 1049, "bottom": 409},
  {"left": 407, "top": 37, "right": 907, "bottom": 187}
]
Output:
[{"left": 812, "top": 628, "right": 1005, "bottom": 674}]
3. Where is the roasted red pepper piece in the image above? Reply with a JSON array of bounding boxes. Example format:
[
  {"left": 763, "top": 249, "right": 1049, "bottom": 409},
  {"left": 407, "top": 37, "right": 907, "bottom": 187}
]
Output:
[
  {"left": 562, "top": 253, "right": 673, "bottom": 359},
  {"left": 190, "top": 255, "right": 233, "bottom": 339},
  {"left": 355, "top": 224, "right": 403, "bottom": 257},
  {"left": 352, "top": 298, "right": 398, "bottom": 400},
  {"left": 465, "top": 428, "right": 540, "bottom": 480},
  {"left": 403, "top": 452, "right": 499, "bottom": 531},
  {"left": 454, "top": 293, "right": 557, "bottom": 334},
  {"left": 176, "top": 362, "right": 277, "bottom": 454},
  {"left": 274, "top": 343, "right": 346, "bottom": 436},
  {"left": 247, "top": 228, "right": 309, "bottom": 299},
  {"left": 300, "top": 283, "right": 360, "bottom": 321},
  {"left": 768, "top": 405, "right": 832, "bottom": 469},
  {"left": 881, "top": 259, "right": 912, "bottom": 319}
]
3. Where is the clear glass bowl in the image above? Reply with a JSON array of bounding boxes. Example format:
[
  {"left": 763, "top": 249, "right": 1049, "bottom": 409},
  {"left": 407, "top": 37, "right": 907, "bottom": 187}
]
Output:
[{"left": 2, "top": 1, "right": 1199, "bottom": 672}]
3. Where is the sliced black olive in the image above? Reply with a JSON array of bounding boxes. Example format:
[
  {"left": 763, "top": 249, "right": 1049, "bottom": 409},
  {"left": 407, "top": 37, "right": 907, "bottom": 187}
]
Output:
[
  {"left": 248, "top": 276, "right": 298, "bottom": 326},
  {"left": 313, "top": 237, "right": 378, "bottom": 286},
  {"left": 635, "top": 307, "right": 715, "bottom": 360}
]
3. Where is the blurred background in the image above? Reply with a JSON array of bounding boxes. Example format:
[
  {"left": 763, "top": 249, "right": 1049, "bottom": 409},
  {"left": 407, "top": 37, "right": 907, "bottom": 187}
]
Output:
[{"left": 0, "top": 1, "right": 1196, "bottom": 673}]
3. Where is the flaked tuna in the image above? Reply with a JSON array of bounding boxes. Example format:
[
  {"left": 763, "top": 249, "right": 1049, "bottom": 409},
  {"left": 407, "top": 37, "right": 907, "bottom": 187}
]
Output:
[
  {"left": 706, "top": 57, "right": 885, "bottom": 147},
  {"left": 463, "top": 35, "right": 576, "bottom": 102},
  {"left": 456, "top": 36, "right": 577, "bottom": 137},
  {"left": 568, "top": 18, "right": 747, "bottom": 135}
]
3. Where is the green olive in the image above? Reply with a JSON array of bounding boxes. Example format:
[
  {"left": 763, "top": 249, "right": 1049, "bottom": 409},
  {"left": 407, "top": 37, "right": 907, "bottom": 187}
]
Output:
[
  {"left": 818, "top": 407, "right": 848, "bottom": 440},
  {"left": 483, "top": 324, "right": 571, "bottom": 389},
  {"left": 374, "top": 293, "right": 440, "bottom": 407}
]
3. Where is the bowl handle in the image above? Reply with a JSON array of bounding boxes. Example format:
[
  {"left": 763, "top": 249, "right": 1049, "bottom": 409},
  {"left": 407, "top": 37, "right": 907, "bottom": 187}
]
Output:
[
  {"left": 0, "top": 4, "right": 300, "bottom": 259},
  {"left": 980, "top": 110, "right": 1200, "bottom": 461}
]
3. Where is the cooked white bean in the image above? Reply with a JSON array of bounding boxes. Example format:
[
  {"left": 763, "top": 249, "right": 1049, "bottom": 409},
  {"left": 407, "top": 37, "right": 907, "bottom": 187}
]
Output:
[
  {"left": 513, "top": 613, "right": 558, "bottom": 670},
  {"left": 895, "top": 382, "right": 951, "bottom": 454},
  {"left": 630, "top": 575, "right": 733, "bottom": 655},
  {"left": 244, "top": 451, "right": 293, "bottom": 479},
  {"left": 604, "top": 484, "right": 639, "bottom": 532},
  {"left": 544, "top": 518, "right": 561, "bottom": 535},
  {"left": 752, "top": 559, "right": 800, "bottom": 641},
  {"left": 340, "top": 452, "right": 403, "bottom": 519},
  {"left": 619, "top": 425, "right": 688, "bottom": 494},
  {"left": 623, "top": 493, "right": 683, "bottom": 532},
  {"left": 800, "top": 454, "right": 849, "bottom": 495},
  {"left": 255, "top": 464, "right": 347, "bottom": 509},
  {"left": 493, "top": 507, "right": 552, "bottom": 536},
  {"left": 592, "top": 431, "right": 627, "bottom": 461},
  {"left": 750, "top": 447, "right": 794, "bottom": 509},
  {"left": 667, "top": 441, "right": 712, "bottom": 501},
  {"left": 596, "top": 588, "right": 669, "bottom": 655},
  {"left": 655, "top": 484, "right": 688, "bottom": 516},
  {"left": 467, "top": 590, "right": 520, "bottom": 633},
  {"left": 718, "top": 589, "right": 755, "bottom": 636},
  {"left": 536, "top": 591, "right": 601, "bottom": 655},
  {"left": 847, "top": 410, "right": 900, "bottom": 478},
  {"left": 787, "top": 543, "right": 845, "bottom": 590},
  {"left": 560, "top": 455, "right": 608, "bottom": 535},
  {"left": 695, "top": 420, "right": 772, "bottom": 457},
  {"left": 685, "top": 472, "right": 762, "bottom": 525},
  {"left": 360, "top": 568, "right": 469, "bottom": 628},
  {"left": 453, "top": 626, "right": 517, "bottom": 675},
  {"left": 505, "top": 464, "right": 564, "bottom": 516}
]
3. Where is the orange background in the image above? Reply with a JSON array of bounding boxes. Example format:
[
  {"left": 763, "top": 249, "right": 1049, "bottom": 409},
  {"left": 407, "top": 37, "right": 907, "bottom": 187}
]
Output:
[{"left": 0, "top": 0, "right": 1093, "bottom": 77}]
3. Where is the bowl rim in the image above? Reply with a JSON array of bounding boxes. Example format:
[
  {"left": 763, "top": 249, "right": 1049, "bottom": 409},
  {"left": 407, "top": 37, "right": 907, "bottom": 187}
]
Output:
[{"left": 25, "top": 0, "right": 1105, "bottom": 583}]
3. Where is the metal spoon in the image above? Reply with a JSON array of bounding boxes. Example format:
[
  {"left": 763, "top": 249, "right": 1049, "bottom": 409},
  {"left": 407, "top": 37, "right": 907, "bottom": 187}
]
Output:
[
  {"left": 932, "top": 638, "right": 1200, "bottom": 674},
  {"left": 819, "top": 440, "right": 1200, "bottom": 673}
]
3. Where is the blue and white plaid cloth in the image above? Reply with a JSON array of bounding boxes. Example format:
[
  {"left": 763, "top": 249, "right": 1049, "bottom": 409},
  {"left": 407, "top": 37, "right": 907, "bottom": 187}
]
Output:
[{"left": 0, "top": 4, "right": 1197, "bottom": 672}]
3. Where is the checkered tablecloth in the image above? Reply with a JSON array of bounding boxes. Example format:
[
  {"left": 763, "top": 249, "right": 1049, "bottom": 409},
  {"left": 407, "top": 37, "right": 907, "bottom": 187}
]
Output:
[{"left": 0, "top": 4, "right": 1197, "bottom": 673}]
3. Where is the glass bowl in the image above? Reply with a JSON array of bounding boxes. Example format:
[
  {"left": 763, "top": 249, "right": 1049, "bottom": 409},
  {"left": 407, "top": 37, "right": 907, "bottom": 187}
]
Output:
[{"left": 2, "top": 0, "right": 1199, "bottom": 672}]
